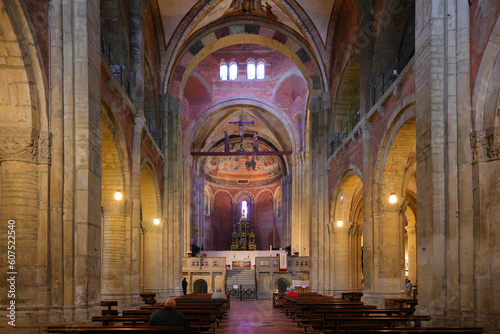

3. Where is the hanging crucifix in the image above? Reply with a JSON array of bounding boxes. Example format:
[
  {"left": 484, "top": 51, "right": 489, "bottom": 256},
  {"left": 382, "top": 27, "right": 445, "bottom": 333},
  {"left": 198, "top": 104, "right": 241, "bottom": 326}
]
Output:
[{"left": 229, "top": 115, "right": 254, "bottom": 144}]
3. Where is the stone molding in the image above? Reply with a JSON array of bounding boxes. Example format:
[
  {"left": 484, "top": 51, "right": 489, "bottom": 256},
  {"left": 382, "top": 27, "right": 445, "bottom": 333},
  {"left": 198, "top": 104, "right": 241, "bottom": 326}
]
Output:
[
  {"left": 141, "top": 220, "right": 162, "bottom": 234},
  {"left": 471, "top": 126, "right": 499, "bottom": 162},
  {"left": 0, "top": 127, "right": 51, "bottom": 164}
]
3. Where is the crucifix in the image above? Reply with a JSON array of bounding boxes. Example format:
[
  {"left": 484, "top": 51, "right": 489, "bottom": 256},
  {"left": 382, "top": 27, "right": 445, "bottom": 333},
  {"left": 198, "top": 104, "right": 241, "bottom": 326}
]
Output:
[{"left": 229, "top": 115, "right": 254, "bottom": 143}]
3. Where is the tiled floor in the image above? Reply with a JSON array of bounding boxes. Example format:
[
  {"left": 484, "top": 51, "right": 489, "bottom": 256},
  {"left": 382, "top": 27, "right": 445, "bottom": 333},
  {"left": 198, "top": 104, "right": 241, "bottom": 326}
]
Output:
[{"left": 215, "top": 300, "right": 305, "bottom": 334}]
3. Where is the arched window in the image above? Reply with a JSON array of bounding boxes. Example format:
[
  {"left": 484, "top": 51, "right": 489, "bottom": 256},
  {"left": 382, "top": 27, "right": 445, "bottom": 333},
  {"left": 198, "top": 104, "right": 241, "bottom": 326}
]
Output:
[
  {"left": 229, "top": 62, "right": 238, "bottom": 80},
  {"left": 247, "top": 60, "right": 255, "bottom": 80},
  {"left": 220, "top": 63, "right": 228, "bottom": 80},
  {"left": 241, "top": 200, "right": 248, "bottom": 218},
  {"left": 256, "top": 61, "right": 265, "bottom": 79}
]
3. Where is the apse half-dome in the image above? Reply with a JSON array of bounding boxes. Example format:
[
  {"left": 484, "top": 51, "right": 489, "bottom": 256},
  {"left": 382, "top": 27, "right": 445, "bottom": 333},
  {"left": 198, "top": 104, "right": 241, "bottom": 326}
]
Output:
[{"left": 204, "top": 141, "right": 283, "bottom": 186}]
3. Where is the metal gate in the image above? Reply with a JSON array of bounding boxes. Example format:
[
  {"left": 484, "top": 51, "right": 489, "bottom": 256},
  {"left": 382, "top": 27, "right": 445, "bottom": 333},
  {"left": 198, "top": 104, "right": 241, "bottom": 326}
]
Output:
[{"left": 228, "top": 285, "right": 257, "bottom": 301}]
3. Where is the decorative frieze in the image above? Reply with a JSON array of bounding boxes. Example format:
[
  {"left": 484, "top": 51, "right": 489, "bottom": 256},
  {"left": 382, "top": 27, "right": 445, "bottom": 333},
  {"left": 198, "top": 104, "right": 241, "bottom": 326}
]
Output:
[{"left": 0, "top": 127, "right": 38, "bottom": 163}]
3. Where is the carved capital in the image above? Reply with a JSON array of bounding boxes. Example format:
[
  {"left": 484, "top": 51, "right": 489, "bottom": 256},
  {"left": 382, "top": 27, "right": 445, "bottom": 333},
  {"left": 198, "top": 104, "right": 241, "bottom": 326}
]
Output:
[
  {"left": 470, "top": 130, "right": 488, "bottom": 163},
  {"left": 38, "top": 131, "right": 52, "bottom": 164},
  {"left": 0, "top": 127, "right": 39, "bottom": 163},
  {"left": 486, "top": 126, "right": 500, "bottom": 160},
  {"left": 102, "top": 200, "right": 127, "bottom": 215},
  {"left": 141, "top": 220, "right": 162, "bottom": 234}
]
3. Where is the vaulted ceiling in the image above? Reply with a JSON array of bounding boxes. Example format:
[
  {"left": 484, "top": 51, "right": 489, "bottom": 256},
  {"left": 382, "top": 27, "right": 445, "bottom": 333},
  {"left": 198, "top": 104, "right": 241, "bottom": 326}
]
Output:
[{"left": 157, "top": 0, "right": 335, "bottom": 49}]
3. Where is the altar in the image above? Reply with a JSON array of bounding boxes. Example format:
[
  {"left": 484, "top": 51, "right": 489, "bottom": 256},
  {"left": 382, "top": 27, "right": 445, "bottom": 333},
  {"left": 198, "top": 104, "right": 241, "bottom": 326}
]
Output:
[{"left": 203, "top": 250, "right": 286, "bottom": 268}]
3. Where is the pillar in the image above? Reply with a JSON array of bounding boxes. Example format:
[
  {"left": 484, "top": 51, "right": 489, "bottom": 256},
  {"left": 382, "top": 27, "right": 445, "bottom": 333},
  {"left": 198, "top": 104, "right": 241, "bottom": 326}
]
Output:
[
  {"left": 162, "top": 94, "right": 183, "bottom": 296},
  {"left": 141, "top": 220, "right": 162, "bottom": 292},
  {"left": 406, "top": 224, "right": 417, "bottom": 284},
  {"left": 415, "top": 0, "right": 474, "bottom": 326},
  {"left": 333, "top": 222, "right": 352, "bottom": 295},
  {"left": 102, "top": 201, "right": 127, "bottom": 298}
]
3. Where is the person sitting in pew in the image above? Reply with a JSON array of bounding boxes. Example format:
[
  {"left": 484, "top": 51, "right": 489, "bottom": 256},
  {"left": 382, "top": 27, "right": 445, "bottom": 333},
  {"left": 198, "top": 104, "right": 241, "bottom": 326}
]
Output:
[
  {"left": 286, "top": 287, "right": 299, "bottom": 297},
  {"left": 149, "top": 298, "right": 188, "bottom": 334},
  {"left": 211, "top": 288, "right": 227, "bottom": 299}
]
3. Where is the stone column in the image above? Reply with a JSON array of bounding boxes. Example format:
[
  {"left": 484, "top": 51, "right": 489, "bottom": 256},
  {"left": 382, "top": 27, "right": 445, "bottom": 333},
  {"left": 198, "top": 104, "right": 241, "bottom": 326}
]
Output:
[
  {"left": 290, "top": 152, "right": 302, "bottom": 254},
  {"left": 333, "top": 222, "right": 352, "bottom": 295},
  {"left": 405, "top": 224, "right": 417, "bottom": 284},
  {"left": 141, "top": 220, "right": 162, "bottom": 292},
  {"left": 102, "top": 201, "right": 127, "bottom": 298},
  {"left": 162, "top": 95, "right": 183, "bottom": 296},
  {"left": 183, "top": 155, "right": 193, "bottom": 256},
  {"left": 373, "top": 205, "right": 404, "bottom": 297},
  {"left": 415, "top": 0, "right": 474, "bottom": 326},
  {"left": 72, "top": 0, "right": 102, "bottom": 320},
  {"left": 308, "top": 92, "right": 330, "bottom": 294},
  {"left": 0, "top": 129, "right": 44, "bottom": 317}
]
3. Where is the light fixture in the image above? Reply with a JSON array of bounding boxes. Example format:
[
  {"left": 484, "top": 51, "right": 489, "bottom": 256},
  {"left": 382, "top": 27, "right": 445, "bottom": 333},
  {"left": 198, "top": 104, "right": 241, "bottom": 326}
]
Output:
[
  {"left": 114, "top": 191, "right": 122, "bottom": 201},
  {"left": 389, "top": 193, "right": 397, "bottom": 204},
  {"left": 337, "top": 219, "right": 343, "bottom": 227},
  {"left": 154, "top": 218, "right": 160, "bottom": 225},
  {"left": 340, "top": 192, "right": 344, "bottom": 204}
]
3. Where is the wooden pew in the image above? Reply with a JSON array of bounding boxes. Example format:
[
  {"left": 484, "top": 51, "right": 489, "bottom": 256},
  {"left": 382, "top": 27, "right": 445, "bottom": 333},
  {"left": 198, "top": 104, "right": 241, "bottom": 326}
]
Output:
[
  {"left": 46, "top": 326, "right": 184, "bottom": 333},
  {"left": 345, "top": 328, "right": 484, "bottom": 333},
  {"left": 100, "top": 301, "right": 118, "bottom": 316},
  {"left": 306, "top": 314, "right": 431, "bottom": 334},
  {"left": 93, "top": 309, "right": 216, "bottom": 332}
]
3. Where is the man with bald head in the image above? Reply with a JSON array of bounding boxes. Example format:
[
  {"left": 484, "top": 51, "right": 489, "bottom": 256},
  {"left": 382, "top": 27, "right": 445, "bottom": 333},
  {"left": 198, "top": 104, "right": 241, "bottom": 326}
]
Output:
[{"left": 148, "top": 298, "right": 188, "bottom": 333}]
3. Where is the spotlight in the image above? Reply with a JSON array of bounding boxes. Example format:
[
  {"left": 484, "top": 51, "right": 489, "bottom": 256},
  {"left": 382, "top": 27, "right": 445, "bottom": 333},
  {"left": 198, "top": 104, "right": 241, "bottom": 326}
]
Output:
[
  {"left": 389, "top": 193, "right": 397, "bottom": 204},
  {"left": 114, "top": 191, "right": 122, "bottom": 201}
]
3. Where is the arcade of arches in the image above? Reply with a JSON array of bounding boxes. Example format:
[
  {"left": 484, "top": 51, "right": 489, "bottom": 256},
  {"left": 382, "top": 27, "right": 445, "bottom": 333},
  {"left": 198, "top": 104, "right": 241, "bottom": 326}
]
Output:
[{"left": 0, "top": 0, "right": 499, "bottom": 333}]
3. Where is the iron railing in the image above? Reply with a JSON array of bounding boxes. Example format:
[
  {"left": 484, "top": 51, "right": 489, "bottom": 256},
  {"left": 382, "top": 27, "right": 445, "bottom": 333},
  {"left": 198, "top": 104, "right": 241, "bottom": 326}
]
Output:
[
  {"left": 101, "top": 34, "right": 131, "bottom": 96},
  {"left": 330, "top": 111, "right": 360, "bottom": 155},
  {"left": 227, "top": 285, "right": 257, "bottom": 301},
  {"left": 145, "top": 116, "right": 163, "bottom": 151}
]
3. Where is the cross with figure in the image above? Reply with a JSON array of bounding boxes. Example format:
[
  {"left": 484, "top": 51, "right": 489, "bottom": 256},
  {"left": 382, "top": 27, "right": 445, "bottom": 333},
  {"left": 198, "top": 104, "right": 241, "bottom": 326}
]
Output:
[{"left": 229, "top": 115, "right": 254, "bottom": 143}]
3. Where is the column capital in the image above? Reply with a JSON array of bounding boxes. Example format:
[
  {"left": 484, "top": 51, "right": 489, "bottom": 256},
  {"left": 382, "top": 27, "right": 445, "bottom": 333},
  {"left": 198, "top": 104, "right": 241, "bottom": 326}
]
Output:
[
  {"left": 102, "top": 200, "right": 127, "bottom": 215},
  {"left": 0, "top": 127, "right": 51, "bottom": 164},
  {"left": 141, "top": 220, "right": 162, "bottom": 234}
]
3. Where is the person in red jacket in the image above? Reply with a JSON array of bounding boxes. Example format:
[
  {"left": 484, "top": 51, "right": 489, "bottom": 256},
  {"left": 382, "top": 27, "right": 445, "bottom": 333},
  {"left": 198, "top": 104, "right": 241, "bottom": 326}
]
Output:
[{"left": 286, "top": 287, "right": 298, "bottom": 297}]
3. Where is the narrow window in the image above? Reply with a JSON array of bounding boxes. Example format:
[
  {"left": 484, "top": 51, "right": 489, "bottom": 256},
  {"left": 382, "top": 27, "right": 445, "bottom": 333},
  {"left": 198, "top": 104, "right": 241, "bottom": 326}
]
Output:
[
  {"left": 220, "top": 63, "right": 228, "bottom": 80},
  {"left": 229, "top": 62, "right": 238, "bottom": 80},
  {"left": 256, "top": 61, "right": 265, "bottom": 79},
  {"left": 247, "top": 61, "right": 255, "bottom": 80},
  {"left": 241, "top": 201, "right": 248, "bottom": 218}
]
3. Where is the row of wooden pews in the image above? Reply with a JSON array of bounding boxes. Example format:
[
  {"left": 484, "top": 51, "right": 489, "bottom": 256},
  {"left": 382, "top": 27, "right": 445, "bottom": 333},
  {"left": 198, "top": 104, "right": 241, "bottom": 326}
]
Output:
[
  {"left": 47, "top": 293, "right": 230, "bottom": 334},
  {"left": 276, "top": 293, "right": 484, "bottom": 334}
]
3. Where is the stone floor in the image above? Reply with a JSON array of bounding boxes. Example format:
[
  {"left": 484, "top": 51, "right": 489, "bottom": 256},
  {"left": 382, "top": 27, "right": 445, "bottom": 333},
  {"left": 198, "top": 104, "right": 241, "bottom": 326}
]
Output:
[{"left": 215, "top": 300, "right": 304, "bottom": 334}]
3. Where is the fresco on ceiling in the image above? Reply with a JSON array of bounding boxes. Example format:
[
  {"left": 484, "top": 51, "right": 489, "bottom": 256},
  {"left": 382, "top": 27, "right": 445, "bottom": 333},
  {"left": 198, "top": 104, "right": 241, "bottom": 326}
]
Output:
[
  {"left": 205, "top": 142, "right": 282, "bottom": 181},
  {"left": 225, "top": 0, "right": 279, "bottom": 21}
]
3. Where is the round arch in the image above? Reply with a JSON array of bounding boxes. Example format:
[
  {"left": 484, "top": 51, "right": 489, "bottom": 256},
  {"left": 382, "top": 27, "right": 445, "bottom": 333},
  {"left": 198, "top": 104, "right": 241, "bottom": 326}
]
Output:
[{"left": 166, "top": 17, "right": 326, "bottom": 97}]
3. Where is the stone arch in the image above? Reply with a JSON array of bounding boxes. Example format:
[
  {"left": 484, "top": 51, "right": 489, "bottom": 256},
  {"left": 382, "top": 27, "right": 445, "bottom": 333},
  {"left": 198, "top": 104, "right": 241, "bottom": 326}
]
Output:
[
  {"left": 472, "top": 13, "right": 500, "bottom": 130},
  {"left": 331, "top": 169, "right": 363, "bottom": 292},
  {"left": 211, "top": 190, "right": 234, "bottom": 250},
  {"left": 139, "top": 162, "right": 161, "bottom": 293},
  {"left": 185, "top": 97, "right": 299, "bottom": 156},
  {"left": 166, "top": 17, "right": 325, "bottom": 97},
  {"left": 193, "top": 279, "right": 208, "bottom": 293},
  {"left": 275, "top": 277, "right": 291, "bottom": 294},
  {"left": 140, "top": 163, "right": 160, "bottom": 222},
  {"left": 371, "top": 100, "right": 416, "bottom": 295},
  {"left": 255, "top": 189, "right": 274, "bottom": 249},
  {"left": 332, "top": 55, "right": 360, "bottom": 135},
  {"left": 374, "top": 106, "right": 416, "bottom": 206}
]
